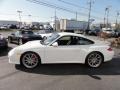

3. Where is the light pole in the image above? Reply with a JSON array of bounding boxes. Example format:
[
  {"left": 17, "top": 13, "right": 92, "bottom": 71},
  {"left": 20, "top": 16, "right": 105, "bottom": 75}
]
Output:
[
  {"left": 28, "top": 14, "right": 32, "bottom": 21},
  {"left": 17, "top": 10, "right": 22, "bottom": 29},
  {"left": 28, "top": 15, "right": 32, "bottom": 28},
  {"left": 87, "top": 0, "right": 94, "bottom": 30},
  {"left": 76, "top": 12, "right": 78, "bottom": 21},
  {"left": 104, "top": 8, "right": 107, "bottom": 28},
  {"left": 105, "top": 6, "right": 112, "bottom": 28}
]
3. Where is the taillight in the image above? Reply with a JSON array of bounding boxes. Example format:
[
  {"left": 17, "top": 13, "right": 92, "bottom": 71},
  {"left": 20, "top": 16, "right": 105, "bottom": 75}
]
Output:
[{"left": 107, "top": 47, "right": 113, "bottom": 51}]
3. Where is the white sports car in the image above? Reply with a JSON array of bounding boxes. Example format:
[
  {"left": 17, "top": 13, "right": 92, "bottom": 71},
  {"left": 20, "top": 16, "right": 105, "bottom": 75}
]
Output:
[{"left": 8, "top": 32, "right": 114, "bottom": 69}]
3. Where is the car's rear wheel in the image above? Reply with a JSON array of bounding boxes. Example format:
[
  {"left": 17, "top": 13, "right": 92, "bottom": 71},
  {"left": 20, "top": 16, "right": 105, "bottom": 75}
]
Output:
[
  {"left": 21, "top": 52, "right": 40, "bottom": 69},
  {"left": 86, "top": 52, "right": 103, "bottom": 68}
]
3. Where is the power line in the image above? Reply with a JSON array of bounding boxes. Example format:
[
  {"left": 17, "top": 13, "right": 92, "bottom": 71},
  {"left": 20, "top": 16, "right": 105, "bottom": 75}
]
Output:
[
  {"left": 58, "top": 0, "right": 117, "bottom": 21},
  {"left": 58, "top": 0, "right": 103, "bottom": 16},
  {"left": 58, "top": 0, "right": 89, "bottom": 10},
  {"left": 26, "top": 0, "right": 105, "bottom": 21}
]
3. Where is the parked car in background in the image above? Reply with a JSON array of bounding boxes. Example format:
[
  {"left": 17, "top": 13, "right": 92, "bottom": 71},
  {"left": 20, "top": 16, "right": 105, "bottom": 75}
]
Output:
[
  {"left": 0, "top": 26, "right": 8, "bottom": 30},
  {"left": 102, "top": 29, "right": 115, "bottom": 37},
  {"left": 0, "top": 34, "right": 8, "bottom": 49},
  {"left": 88, "top": 29, "right": 101, "bottom": 36},
  {"left": 8, "top": 32, "right": 114, "bottom": 69},
  {"left": 114, "top": 30, "right": 120, "bottom": 38},
  {"left": 37, "top": 29, "right": 55, "bottom": 40},
  {"left": 8, "top": 30, "right": 42, "bottom": 45}
]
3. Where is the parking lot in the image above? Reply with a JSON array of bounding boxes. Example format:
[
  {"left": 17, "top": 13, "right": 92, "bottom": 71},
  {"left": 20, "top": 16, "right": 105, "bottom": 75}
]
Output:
[{"left": 0, "top": 31, "right": 120, "bottom": 90}]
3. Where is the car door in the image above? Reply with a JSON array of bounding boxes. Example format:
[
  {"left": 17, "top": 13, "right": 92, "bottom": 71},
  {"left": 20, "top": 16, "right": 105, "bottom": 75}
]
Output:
[{"left": 44, "top": 36, "right": 85, "bottom": 63}]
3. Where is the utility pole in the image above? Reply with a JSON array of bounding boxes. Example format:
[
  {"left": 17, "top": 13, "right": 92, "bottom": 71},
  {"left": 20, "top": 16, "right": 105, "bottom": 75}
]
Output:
[
  {"left": 106, "top": 8, "right": 109, "bottom": 28},
  {"left": 116, "top": 11, "right": 119, "bottom": 29},
  {"left": 17, "top": 10, "right": 22, "bottom": 29},
  {"left": 87, "top": 0, "right": 94, "bottom": 30},
  {"left": 54, "top": 8, "right": 56, "bottom": 31}
]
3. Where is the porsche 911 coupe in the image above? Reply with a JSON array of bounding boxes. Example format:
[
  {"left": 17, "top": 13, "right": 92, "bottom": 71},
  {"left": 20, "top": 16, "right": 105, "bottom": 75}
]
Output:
[
  {"left": 8, "top": 32, "right": 114, "bottom": 69},
  {"left": 8, "top": 30, "right": 42, "bottom": 45}
]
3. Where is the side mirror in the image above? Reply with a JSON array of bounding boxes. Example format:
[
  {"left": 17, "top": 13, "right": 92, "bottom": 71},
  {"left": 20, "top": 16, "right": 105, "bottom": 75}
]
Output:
[{"left": 52, "top": 42, "right": 58, "bottom": 47}]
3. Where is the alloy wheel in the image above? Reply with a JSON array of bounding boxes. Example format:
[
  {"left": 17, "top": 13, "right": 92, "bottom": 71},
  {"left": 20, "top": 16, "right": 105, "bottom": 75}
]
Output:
[
  {"left": 87, "top": 52, "right": 103, "bottom": 68},
  {"left": 21, "top": 53, "right": 39, "bottom": 69}
]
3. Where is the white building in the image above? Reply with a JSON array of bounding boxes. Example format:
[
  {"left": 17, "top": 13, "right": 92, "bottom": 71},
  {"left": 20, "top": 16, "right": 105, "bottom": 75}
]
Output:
[
  {"left": 0, "top": 20, "right": 18, "bottom": 26},
  {"left": 60, "top": 19, "right": 88, "bottom": 31}
]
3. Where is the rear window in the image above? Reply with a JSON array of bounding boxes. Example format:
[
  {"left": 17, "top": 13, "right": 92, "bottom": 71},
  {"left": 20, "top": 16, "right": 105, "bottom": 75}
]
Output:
[{"left": 78, "top": 37, "right": 94, "bottom": 45}]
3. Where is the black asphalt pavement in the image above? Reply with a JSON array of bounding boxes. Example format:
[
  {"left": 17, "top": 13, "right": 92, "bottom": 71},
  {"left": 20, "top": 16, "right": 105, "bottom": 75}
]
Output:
[
  {"left": 0, "top": 43, "right": 120, "bottom": 90},
  {"left": 0, "top": 31, "right": 120, "bottom": 90}
]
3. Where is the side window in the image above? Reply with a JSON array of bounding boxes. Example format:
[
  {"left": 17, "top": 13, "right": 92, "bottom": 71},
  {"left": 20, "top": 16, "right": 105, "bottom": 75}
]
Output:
[
  {"left": 56, "top": 36, "right": 94, "bottom": 46},
  {"left": 78, "top": 37, "right": 94, "bottom": 45},
  {"left": 57, "top": 36, "right": 71, "bottom": 46},
  {"left": 57, "top": 36, "right": 80, "bottom": 46}
]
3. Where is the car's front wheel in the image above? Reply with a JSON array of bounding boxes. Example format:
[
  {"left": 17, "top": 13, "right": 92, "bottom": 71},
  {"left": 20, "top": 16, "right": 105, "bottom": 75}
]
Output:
[
  {"left": 21, "top": 52, "right": 40, "bottom": 69},
  {"left": 86, "top": 52, "right": 103, "bottom": 68}
]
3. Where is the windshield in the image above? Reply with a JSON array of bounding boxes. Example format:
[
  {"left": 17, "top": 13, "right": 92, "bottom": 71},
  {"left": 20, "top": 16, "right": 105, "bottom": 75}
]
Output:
[{"left": 42, "top": 33, "right": 60, "bottom": 45}]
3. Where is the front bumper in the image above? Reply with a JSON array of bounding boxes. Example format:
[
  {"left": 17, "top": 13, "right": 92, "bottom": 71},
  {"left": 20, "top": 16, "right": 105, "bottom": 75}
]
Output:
[{"left": 8, "top": 49, "right": 21, "bottom": 64}]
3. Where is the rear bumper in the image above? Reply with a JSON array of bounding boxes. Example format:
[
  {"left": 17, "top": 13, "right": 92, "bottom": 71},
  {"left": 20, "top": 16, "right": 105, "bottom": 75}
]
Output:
[{"left": 104, "top": 51, "right": 114, "bottom": 62}]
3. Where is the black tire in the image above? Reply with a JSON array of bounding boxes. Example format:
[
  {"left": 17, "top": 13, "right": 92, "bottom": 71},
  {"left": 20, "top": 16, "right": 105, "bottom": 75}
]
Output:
[
  {"left": 20, "top": 52, "right": 40, "bottom": 69},
  {"left": 86, "top": 52, "right": 104, "bottom": 68}
]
